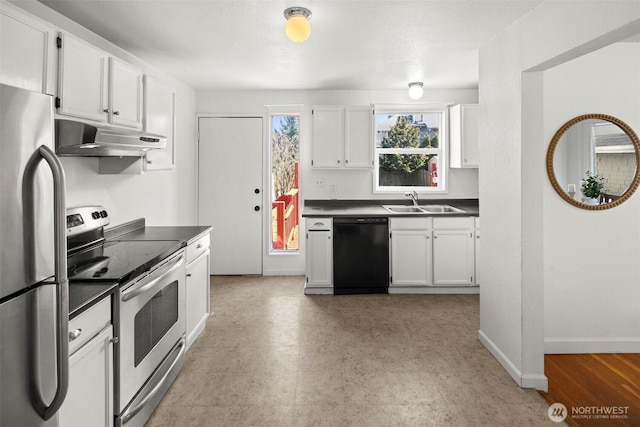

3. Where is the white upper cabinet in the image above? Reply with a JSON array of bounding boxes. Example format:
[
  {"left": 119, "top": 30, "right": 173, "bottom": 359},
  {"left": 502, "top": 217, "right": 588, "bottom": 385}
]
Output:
[
  {"left": 0, "top": 2, "right": 56, "bottom": 94},
  {"left": 143, "top": 75, "right": 175, "bottom": 171},
  {"left": 449, "top": 104, "right": 479, "bottom": 168},
  {"left": 109, "top": 57, "right": 143, "bottom": 128},
  {"left": 312, "top": 105, "right": 373, "bottom": 169},
  {"left": 344, "top": 106, "right": 374, "bottom": 168},
  {"left": 57, "top": 33, "right": 109, "bottom": 122},
  {"left": 57, "top": 32, "right": 143, "bottom": 129},
  {"left": 312, "top": 106, "right": 343, "bottom": 168}
]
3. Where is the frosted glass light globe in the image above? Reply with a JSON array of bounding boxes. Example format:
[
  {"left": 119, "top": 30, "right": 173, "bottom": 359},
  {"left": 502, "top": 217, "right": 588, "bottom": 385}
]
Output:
[
  {"left": 285, "top": 14, "right": 311, "bottom": 43},
  {"left": 408, "top": 82, "right": 424, "bottom": 100}
]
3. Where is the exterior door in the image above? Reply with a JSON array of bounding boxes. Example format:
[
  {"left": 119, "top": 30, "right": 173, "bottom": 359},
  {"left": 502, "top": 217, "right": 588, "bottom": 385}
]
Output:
[{"left": 198, "top": 117, "right": 263, "bottom": 275}]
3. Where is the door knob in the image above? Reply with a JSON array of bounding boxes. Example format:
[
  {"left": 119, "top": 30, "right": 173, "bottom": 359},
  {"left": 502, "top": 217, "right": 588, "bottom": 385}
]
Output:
[
  {"left": 254, "top": 206, "right": 260, "bottom": 211},
  {"left": 254, "top": 189, "right": 260, "bottom": 194}
]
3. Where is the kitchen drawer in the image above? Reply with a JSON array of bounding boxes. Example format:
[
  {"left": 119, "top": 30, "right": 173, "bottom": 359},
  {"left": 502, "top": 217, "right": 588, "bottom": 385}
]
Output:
[
  {"left": 306, "top": 217, "right": 332, "bottom": 231},
  {"left": 390, "top": 217, "right": 432, "bottom": 230},
  {"left": 68, "top": 297, "right": 111, "bottom": 355},
  {"left": 432, "top": 217, "right": 474, "bottom": 229},
  {"left": 187, "top": 232, "right": 210, "bottom": 264}
]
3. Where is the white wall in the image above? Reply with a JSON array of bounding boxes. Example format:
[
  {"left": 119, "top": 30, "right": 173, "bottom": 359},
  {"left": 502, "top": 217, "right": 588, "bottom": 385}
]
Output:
[
  {"left": 479, "top": 0, "right": 640, "bottom": 390},
  {"left": 197, "top": 89, "right": 479, "bottom": 275},
  {"left": 543, "top": 42, "right": 640, "bottom": 353},
  {"left": 197, "top": 89, "right": 479, "bottom": 200},
  {"left": 13, "top": 1, "right": 198, "bottom": 227}
]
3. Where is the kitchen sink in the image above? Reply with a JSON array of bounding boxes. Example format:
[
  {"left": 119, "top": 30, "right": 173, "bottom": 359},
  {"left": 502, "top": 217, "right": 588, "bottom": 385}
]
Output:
[
  {"left": 383, "top": 205, "right": 426, "bottom": 213},
  {"left": 383, "top": 205, "right": 465, "bottom": 214},
  {"left": 419, "top": 205, "right": 465, "bottom": 213}
]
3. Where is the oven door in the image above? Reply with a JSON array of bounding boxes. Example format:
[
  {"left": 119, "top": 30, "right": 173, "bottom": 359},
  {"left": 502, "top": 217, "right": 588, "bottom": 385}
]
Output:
[{"left": 118, "top": 249, "right": 185, "bottom": 412}]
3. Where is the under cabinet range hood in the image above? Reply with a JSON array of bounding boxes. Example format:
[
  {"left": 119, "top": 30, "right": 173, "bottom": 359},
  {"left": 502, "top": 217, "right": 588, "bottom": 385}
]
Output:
[{"left": 55, "top": 119, "right": 166, "bottom": 157}]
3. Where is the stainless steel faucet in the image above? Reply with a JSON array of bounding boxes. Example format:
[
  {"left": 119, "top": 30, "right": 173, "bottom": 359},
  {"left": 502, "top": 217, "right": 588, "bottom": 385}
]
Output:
[{"left": 405, "top": 190, "right": 419, "bottom": 206}]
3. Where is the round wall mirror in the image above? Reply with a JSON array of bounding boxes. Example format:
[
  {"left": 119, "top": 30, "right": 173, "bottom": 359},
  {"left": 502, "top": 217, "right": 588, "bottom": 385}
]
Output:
[{"left": 546, "top": 114, "right": 640, "bottom": 210}]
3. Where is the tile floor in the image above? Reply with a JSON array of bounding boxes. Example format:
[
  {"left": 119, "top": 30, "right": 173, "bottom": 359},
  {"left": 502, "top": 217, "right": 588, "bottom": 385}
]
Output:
[{"left": 147, "top": 276, "right": 558, "bottom": 426}]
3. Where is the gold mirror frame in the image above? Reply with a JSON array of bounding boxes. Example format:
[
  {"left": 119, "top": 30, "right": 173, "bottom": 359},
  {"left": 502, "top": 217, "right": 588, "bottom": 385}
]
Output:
[{"left": 546, "top": 114, "right": 640, "bottom": 210}]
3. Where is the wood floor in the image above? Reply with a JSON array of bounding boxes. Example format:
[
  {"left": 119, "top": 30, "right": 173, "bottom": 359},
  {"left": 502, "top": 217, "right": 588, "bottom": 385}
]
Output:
[{"left": 539, "top": 353, "right": 640, "bottom": 426}]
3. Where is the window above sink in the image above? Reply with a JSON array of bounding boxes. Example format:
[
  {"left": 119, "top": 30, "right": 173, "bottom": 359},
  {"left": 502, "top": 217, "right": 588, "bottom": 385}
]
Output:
[{"left": 374, "top": 106, "right": 447, "bottom": 194}]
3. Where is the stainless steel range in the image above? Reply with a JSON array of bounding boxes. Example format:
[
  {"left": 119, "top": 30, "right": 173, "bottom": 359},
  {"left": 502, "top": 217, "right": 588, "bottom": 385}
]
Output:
[{"left": 66, "top": 206, "right": 186, "bottom": 427}]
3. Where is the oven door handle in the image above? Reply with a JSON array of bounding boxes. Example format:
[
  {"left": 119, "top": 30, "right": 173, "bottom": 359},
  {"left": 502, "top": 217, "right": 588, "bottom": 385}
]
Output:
[
  {"left": 120, "top": 336, "right": 186, "bottom": 424},
  {"left": 121, "top": 254, "right": 185, "bottom": 302}
]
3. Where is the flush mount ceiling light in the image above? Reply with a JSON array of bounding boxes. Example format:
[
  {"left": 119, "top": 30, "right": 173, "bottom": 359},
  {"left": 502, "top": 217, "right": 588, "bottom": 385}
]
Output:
[
  {"left": 408, "top": 82, "right": 424, "bottom": 100},
  {"left": 284, "top": 7, "right": 312, "bottom": 43}
]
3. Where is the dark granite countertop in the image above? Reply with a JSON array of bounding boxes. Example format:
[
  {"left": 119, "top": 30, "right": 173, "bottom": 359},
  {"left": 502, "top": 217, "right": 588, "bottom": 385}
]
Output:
[
  {"left": 302, "top": 199, "right": 479, "bottom": 217},
  {"left": 69, "top": 282, "right": 118, "bottom": 319},
  {"left": 112, "top": 226, "right": 212, "bottom": 244}
]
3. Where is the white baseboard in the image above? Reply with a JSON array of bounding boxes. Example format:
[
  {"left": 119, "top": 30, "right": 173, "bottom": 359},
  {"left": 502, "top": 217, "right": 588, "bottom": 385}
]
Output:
[
  {"left": 389, "top": 286, "right": 479, "bottom": 294},
  {"left": 478, "top": 329, "right": 548, "bottom": 391},
  {"left": 545, "top": 337, "right": 640, "bottom": 354},
  {"left": 262, "top": 268, "right": 305, "bottom": 276},
  {"left": 304, "top": 287, "right": 333, "bottom": 295}
]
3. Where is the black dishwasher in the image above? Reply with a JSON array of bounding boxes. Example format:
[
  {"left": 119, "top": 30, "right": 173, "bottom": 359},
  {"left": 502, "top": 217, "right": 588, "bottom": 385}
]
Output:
[{"left": 333, "top": 217, "right": 389, "bottom": 295}]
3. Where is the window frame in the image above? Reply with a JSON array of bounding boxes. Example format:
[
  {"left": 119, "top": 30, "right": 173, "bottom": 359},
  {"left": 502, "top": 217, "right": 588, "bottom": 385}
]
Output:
[
  {"left": 373, "top": 105, "right": 448, "bottom": 194},
  {"left": 267, "top": 107, "right": 302, "bottom": 254}
]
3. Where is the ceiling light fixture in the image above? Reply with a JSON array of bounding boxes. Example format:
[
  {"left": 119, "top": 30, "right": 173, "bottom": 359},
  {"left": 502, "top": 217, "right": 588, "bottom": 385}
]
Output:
[
  {"left": 284, "top": 7, "right": 312, "bottom": 43},
  {"left": 408, "top": 82, "right": 424, "bottom": 100}
]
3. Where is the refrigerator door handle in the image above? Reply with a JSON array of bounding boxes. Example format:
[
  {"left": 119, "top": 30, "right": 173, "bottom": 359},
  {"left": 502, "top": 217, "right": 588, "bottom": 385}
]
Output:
[{"left": 23, "top": 144, "right": 69, "bottom": 420}]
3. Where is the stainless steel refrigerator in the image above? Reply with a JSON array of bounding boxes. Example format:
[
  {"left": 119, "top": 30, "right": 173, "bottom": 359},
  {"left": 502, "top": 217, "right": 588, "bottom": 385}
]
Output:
[{"left": 0, "top": 83, "right": 69, "bottom": 426}]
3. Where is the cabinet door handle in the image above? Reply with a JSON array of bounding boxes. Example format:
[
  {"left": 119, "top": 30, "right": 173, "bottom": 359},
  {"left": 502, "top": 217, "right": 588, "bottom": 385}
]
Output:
[
  {"left": 69, "top": 329, "right": 82, "bottom": 342},
  {"left": 186, "top": 273, "right": 192, "bottom": 277},
  {"left": 103, "top": 108, "right": 110, "bottom": 113},
  {"left": 109, "top": 337, "right": 119, "bottom": 344},
  {"left": 113, "top": 111, "right": 120, "bottom": 116}
]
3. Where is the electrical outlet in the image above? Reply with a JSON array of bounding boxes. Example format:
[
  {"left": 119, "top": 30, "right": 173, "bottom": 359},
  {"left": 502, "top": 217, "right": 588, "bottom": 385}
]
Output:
[{"left": 314, "top": 178, "right": 325, "bottom": 187}]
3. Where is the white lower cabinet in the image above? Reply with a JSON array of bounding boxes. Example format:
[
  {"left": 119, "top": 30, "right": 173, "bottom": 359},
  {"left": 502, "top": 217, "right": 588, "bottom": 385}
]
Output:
[
  {"left": 305, "top": 218, "right": 333, "bottom": 293},
  {"left": 59, "top": 298, "right": 113, "bottom": 427},
  {"left": 432, "top": 217, "right": 475, "bottom": 286},
  {"left": 185, "top": 231, "right": 211, "bottom": 350},
  {"left": 390, "top": 218, "right": 432, "bottom": 287}
]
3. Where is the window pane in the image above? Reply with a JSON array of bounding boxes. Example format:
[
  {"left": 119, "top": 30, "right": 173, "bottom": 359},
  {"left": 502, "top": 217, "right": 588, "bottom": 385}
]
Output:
[
  {"left": 270, "top": 115, "right": 300, "bottom": 251},
  {"left": 374, "top": 110, "right": 444, "bottom": 191},
  {"left": 375, "top": 113, "right": 441, "bottom": 148},
  {"left": 378, "top": 154, "right": 439, "bottom": 187}
]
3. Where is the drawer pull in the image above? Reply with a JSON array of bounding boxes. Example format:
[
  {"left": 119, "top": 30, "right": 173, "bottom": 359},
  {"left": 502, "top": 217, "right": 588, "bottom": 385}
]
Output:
[
  {"left": 69, "top": 329, "right": 82, "bottom": 342},
  {"left": 196, "top": 244, "right": 202, "bottom": 249}
]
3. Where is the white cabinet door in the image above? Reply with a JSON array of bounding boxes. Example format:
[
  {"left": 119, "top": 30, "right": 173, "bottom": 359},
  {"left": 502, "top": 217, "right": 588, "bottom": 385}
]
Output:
[
  {"left": 344, "top": 106, "right": 373, "bottom": 168},
  {"left": 186, "top": 249, "right": 210, "bottom": 350},
  {"left": 57, "top": 32, "right": 109, "bottom": 121},
  {"left": 59, "top": 326, "right": 113, "bottom": 427},
  {"left": 311, "top": 106, "right": 342, "bottom": 168},
  {"left": 390, "top": 229, "right": 432, "bottom": 286},
  {"left": 474, "top": 229, "right": 480, "bottom": 285},
  {"left": 432, "top": 229, "right": 474, "bottom": 285},
  {"left": 474, "top": 216, "right": 480, "bottom": 285},
  {"left": 449, "top": 104, "right": 479, "bottom": 168},
  {"left": 0, "top": 3, "right": 55, "bottom": 94},
  {"left": 143, "top": 75, "right": 175, "bottom": 171},
  {"left": 109, "top": 57, "right": 143, "bottom": 128},
  {"left": 306, "top": 230, "right": 333, "bottom": 287}
]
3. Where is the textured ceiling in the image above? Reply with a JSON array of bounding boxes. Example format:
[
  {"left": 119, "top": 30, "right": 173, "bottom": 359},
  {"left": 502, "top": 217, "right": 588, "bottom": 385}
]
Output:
[{"left": 36, "top": 0, "right": 544, "bottom": 91}]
